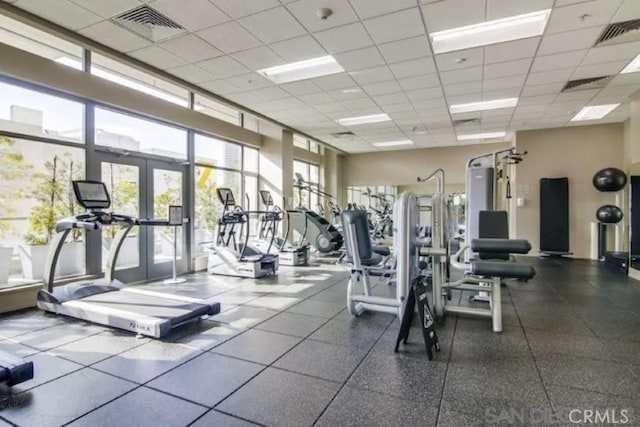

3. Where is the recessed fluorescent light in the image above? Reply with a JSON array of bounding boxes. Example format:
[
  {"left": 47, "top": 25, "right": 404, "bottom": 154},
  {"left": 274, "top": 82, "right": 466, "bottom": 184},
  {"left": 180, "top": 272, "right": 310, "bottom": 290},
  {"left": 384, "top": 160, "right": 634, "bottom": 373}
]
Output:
[
  {"left": 336, "top": 113, "right": 391, "bottom": 126},
  {"left": 373, "top": 140, "right": 414, "bottom": 147},
  {"left": 341, "top": 88, "right": 362, "bottom": 93},
  {"left": 450, "top": 98, "right": 518, "bottom": 114},
  {"left": 571, "top": 104, "right": 620, "bottom": 121},
  {"left": 457, "top": 132, "right": 506, "bottom": 141},
  {"left": 258, "top": 55, "right": 344, "bottom": 84},
  {"left": 621, "top": 53, "right": 640, "bottom": 74},
  {"left": 430, "top": 9, "right": 551, "bottom": 54}
]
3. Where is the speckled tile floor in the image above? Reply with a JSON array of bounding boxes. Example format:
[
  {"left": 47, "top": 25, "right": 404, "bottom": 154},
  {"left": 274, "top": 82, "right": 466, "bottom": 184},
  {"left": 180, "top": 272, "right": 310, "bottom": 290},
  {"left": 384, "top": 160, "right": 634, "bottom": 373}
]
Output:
[{"left": 1, "top": 258, "right": 639, "bottom": 426}]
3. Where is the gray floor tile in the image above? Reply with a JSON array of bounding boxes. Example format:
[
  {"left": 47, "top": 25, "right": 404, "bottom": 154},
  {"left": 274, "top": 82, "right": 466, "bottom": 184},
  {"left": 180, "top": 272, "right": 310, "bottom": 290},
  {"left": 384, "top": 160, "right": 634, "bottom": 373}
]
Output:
[
  {"left": 274, "top": 339, "right": 368, "bottom": 383},
  {"left": 217, "top": 367, "right": 340, "bottom": 427},
  {"left": 214, "top": 290, "right": 263, "bottom": 306},
  {"left": 0, "top": 417, "right": 11, "bottom": 426},
  {"left": 0, "top": 368, "right": 135, "bottom": 426},
  {"left": 134, "top": 281, "right": 230, "bottom": 300},
  {"left": 67, "top": 386, "right": 207, "bottom": 427},
  {"left": 147, "top": 352, "right": 263, "bottom": 407},
  {"left": 210, "top": 306, "right": 279, "bottom": 328},
  {"left": 12, "top": 322, "right": 105, "bottom": 351},
  {"left": 92, "top": 341, "right": 202, "bottom": 384},
  {"left": 308, "top": 286, "right": 348, "bottom": 303},
  {"left": 308, "top": 318, "right": 386, "bottom": 349},
  {"left": 347, "top": 352, "right": 446, "bottom": 402},
  {"left": 167, "top": 320, "right": 245, "bottom": 351},
  {"left": 244, "top": 295, "right": 302, "bottom": 311},
  {"left": 212, "top": 329, "right": 301, "bottom": 365},
  {"left": 373, "top": 321, "right": 453, "bottom": 362},
  {"left": 286, "top": 299, "right": 345, "bottom": 318},
  {"left": 191, "top": 410, "right": 261, "bottom": 427},
  {"left": 254, "top": 312, "right": 327, "bottom": 338},
  {"left": 546, "top": 385, "right": 640, "bottom": 424},
  {"left": 536, "top": 353, "right": 640, "bottom": 397},
  {"left": 0, "top": 339, "right": 39, "bottom": 358},
  {"left": 333, "top": 308, "right": 396, "bottom": 327},
  {"left": 0, "top": 310, "right": 66, "bottom": 339},
  {"left": 12, "top": 351, "right": 83, "bottom": 392},
  {"left": 437, "top": 401, "right": 483, "bottom": 427},
  {"left": 51, "top": 330, "right": 149, "bottom": 366},
  {"left": 316, "top": 385, "right": 438, "bottom": 427},
  {"left": 517, "top": 309, "right": 595, "bottom": 336}
]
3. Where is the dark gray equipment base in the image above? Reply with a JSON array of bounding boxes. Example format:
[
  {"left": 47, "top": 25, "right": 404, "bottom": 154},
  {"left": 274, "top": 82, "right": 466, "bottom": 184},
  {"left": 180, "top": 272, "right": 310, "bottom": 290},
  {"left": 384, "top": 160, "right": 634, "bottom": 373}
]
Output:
[{"left": 0, "top": 350, "right": 34, "bottom": 386}]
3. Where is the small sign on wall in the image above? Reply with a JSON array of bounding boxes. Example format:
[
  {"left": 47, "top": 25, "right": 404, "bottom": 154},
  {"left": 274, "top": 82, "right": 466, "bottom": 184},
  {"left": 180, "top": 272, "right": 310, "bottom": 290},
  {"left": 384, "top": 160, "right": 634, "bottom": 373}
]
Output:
[{"left": 168, "top": 205, "right": 183, "bottom": 226}]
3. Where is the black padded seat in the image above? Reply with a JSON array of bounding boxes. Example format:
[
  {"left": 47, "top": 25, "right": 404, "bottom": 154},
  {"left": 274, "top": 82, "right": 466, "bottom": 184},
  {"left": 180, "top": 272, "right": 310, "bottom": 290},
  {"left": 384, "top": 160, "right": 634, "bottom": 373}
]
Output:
[
  {"left": 344, "top": 252, "right": 383, "bottom": 266},
  {"left": 372, "top": 245, "right": 391, "bottom": 256},
  {"left": 471, "top": 238, "right": 531, "bottom": 254},
  {"left": 471, "top": 261, "right": 536, "bottom": 280}
]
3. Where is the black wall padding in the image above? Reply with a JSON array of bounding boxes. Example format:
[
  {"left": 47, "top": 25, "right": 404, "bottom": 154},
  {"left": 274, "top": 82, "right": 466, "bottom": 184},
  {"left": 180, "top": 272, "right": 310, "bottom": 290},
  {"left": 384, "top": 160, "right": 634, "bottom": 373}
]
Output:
[
  {"left": 631, "top": 176, "right": 640, "bottom": 256},
  {"left": 540, "top": 177, "right": 569, "bottom": 253}
]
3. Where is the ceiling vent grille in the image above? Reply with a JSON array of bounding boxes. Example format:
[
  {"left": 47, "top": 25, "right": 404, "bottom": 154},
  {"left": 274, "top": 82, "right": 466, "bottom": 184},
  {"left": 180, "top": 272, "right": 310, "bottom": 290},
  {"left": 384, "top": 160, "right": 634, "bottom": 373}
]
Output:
[
  {"left": 330, "top": 131, "right": 355, "bottom": 138},
  {"left": 452, "top": 118, "right": 481, "bottom": 127},
  {"left": 595, "top": 19, "right": 640, "bottom": 46},
  {"left": 112, "top": 6, "right": 186, "bottom": 42},
  {"left": 561, "top": 75, "right": 613, "bottom": 92}
]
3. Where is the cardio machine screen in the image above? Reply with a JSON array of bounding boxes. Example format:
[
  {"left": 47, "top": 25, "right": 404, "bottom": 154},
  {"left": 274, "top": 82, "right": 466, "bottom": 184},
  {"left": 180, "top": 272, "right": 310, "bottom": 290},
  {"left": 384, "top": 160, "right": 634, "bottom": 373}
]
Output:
[{"left": 73, "top": 180, "right": 111, "bottom": 209}]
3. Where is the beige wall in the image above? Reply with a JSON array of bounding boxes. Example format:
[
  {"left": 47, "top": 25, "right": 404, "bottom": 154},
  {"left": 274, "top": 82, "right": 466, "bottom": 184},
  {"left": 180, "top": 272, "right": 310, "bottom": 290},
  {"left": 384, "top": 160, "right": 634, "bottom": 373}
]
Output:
[
  {"left": 515, "top": 123, "right": 624, "bottom": 259},
  {"left": 343, "top": 142, "right": 511, "bottom": 186},
  {"left": 398, "top": 183, "right": 466, "bottom": 196}
]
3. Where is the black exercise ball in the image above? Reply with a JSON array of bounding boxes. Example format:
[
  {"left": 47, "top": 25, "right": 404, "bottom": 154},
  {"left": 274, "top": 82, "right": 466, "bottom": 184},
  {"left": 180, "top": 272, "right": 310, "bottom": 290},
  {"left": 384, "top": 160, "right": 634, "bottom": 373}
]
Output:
[
  {"left": 592, "top": 168, "right": 627, "bottom": 192},
  {"left": 596, "top": 205, "right": 623, "bottom": 224}
]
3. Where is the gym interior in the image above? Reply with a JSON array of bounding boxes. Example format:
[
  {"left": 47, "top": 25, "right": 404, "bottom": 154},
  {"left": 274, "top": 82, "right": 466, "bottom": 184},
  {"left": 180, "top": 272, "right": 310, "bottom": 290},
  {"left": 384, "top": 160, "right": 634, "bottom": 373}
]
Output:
[{"left": 0, "top": 0, "right": 639, "bottom": 425}]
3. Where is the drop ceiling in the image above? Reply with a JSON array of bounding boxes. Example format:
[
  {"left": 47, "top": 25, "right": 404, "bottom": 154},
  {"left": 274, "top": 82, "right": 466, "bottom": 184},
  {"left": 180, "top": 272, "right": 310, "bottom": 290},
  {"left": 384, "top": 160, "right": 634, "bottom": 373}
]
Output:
[{"left": 2, "top": 0, "right": 640, "bottom": 153}]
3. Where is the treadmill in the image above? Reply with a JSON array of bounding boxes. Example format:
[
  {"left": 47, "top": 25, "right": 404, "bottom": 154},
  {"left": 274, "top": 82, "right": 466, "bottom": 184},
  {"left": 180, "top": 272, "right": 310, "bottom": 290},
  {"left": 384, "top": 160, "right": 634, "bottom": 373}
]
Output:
[
  {"left": 37, "top": 180, "right": 220, "bottom": 339},
  {"left": 0, "top": 350, "right": 33, "bottom": 387}
]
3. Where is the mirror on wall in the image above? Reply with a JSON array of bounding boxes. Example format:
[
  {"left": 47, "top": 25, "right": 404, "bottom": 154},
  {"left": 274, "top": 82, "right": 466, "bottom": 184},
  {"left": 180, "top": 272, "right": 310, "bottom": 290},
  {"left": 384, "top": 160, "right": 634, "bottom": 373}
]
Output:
[{"left": 346, "top": 186, "right": 397, "bottom": 212}]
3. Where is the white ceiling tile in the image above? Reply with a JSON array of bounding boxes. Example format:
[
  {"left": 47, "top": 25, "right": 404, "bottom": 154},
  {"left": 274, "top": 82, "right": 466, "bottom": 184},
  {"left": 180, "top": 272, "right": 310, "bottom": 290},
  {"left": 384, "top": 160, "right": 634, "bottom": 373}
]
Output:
[
  {"left": 373, "top": 92, "right": 410, "bottom": 106},
  {"left": 363, "top": 8, "right": 425, "bottom": 44},
  {"left": 286, "top": 0, "right": 358, "bottom": 32},
  {"left": 530, "top": 50, "right": 587, "bottom": 72},
  {"left": 362, "top": 80, "right": 403, "bottom": 96},
  {"left": 382, "top": 103, "right": 415, "bottom": 113},
  {"left": 341, "top": 97, "right": 377, "bottom": 110},
  {"left": 281, "top": 80, "right": 323, "bottom": 96},
  {"left": 444, "top": 81, "right": 482, "bottom": 96},
  {"left": 298, "top": 92, "right": 335, "bottom": 104},
  {"left": 348, "top": 0, "right": 417, "bottom": 19},
  {"left": 314, "top": 102, "right": 347, "bottom": 113},
  {"left": 486, "top": 0, "right": 554, "bottom": 20},
  {"left": 327, "top": 88, "right": 367, "bottom": 100},
  {"left": 597, "top": 84, "right": 638, "bottom": 97},
  {"left": 314, "top": 22, "right": 373, "bottom": 54},
  {"left": 249, "top": 86, "right": 291, "bottom": 101},
  {"left": 537, "top": 26, "right": 605, "bottom": 56},
  {"left": 406, "top": 87, "right": 445, "bottom": 102},
  {"left": 482, "top": 88, "right": 522, "bottom": 99},
  {"left": 398, "top": 74, "right": 440, "bottom": 91},
  {"left": 168, "top": 63, "right": 214, "bottom": 83},
  {"left": 79, "top": 21, "right": 150, "bottom": 52},
  {"left": 525, "top": 68, "right": 575, "bottom": 85},
  {"left": 581, "top": 41, "right": 640, "bottom": 65},
  {"left": 225, "top": 73, "right": 274, "bottom": 90},
  {"left": 197, "top": 21, "right": 262, "bottom": 53},
  {"left": 270, "top": 35, "right": 327, "bottom": 62},
  {"left": 435, "top": 48, "right": 484, "bottom": 72},
  {"left": 389, "top": 57, "right": 436, "bottom": 78},
  {"left": 518, "top": 94, "right": 556, "bottom": 106},
  {"left": 70, "top": 0, "right": 141, "bottom": 18},
  {"left": 312, "top": 73, "right": 357, "bottom": 90},
  {"left": 484, "top": 37, "right": 540, "bottom": 64},
  {"left": 209, "top": 0, "right": 279, "bottom": 19},
  {"left": 378, "top": 36, "right": 431, "bottom": 64},
  {"left": 440, "top": 66, "right": 482, "bottom": 85},
  {"left": 571, "top": 60, "right": 628, "bottom": 79},
  {"left": 225, "top": 91, "right": 260, "bottom": 105},
  {"left": 149, "top": 0, "right": 230, "bottom": 31},
  {"left": 197, "top": 56, "right": 250, "bottom": 79},
  {"left": 421, "top": 0, "right": 486, "bottom": 33},
  {"left": 520, "top": 82, "right": 565, "bottom": 96},
  {"left": 232, "top": 46, "right": 285, "bottom": 70},
  {"left": 609, "top": 73, "right": 640, "bottom": 86},
  {"left": 160, "top": 34, "right": 223, "bottom": 63},
  {"left": 613, "top": 0, "right": 640, "bottom": 21},
  {"left": 484, "top": 58, "right": 532, "bottom": 79},
  {"left": 199, "top": 79, "right": 243, "bottom": 95},
  {"left": 239, "top": 6, "right": 306, "bottom": 43},
  {"left": 14, "top": 0, "right": 102, "bottom": 30},
  {"left": 334, "top": 47, "right": 385, "bottom": 72},
  {"left": 554, "top": 89, "right": 599, "bottom": 102},
  {"left": 129, "top": 45, "right": 187, "bottom": 69},
  {"left": 514, "top": 104, "right": 549, "bottom": 114},
  {"left": 546, "top": 0, "right": 624, "bottom": 34},
  {"left": 349, "top": 66, "right": 394, "bottom": 85}
]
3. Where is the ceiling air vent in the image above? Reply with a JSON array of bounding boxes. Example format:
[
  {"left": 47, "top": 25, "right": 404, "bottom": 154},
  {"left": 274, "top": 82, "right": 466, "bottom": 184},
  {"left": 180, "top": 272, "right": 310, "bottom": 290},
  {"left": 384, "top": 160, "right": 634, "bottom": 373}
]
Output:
[
  {"left": 112, "top": 6, "right": 186, "bottom": 42},
  {"left": 452, "top": 118, "right": 481, "bottom": 127},
  {"left": 330, "top": 131, "right": 355, "bottom": 138},
  {"left": 595, "top": 19, "right": 640, "bottom": 47},
  {"left": 562, "top": 75, "right": 613, "bottom": 92}
]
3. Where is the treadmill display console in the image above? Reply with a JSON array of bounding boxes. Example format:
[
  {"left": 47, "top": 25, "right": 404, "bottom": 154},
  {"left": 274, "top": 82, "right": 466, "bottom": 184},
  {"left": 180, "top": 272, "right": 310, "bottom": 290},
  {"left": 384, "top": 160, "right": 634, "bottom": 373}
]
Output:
[{"left": 73, "top": 180, "right": 111, "bottom": 209}]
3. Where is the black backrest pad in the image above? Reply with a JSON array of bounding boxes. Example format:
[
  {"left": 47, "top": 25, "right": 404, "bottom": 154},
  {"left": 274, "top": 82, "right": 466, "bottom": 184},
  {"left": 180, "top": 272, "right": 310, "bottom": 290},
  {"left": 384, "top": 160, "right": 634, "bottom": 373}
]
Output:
[
  {"left": 472, "top": 261, "right": 535, "bottom": 280},
  {"left": 471, "top": 238, "right": 531, "bottom": 254},
  {"left": 341, "top": 210, "right": 373, "bottom": 260},
  {"left": 478, "top": 210, "right": 509, "bottom": 260}
]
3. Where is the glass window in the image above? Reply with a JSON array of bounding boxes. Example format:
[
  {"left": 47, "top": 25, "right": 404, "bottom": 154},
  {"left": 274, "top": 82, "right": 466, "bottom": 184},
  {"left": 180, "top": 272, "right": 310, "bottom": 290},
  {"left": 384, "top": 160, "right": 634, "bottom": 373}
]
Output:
[
  {"left": 91, "top": 53, "right": 189, "bottom": 107},
  {"left": 194, "top": 134, "right": 241, "bottom": 169},
  {"left": 0, "top": 136, "right": 85, "bottom": 287},
  {"left": 309, "top": 140, "right": 319, "bottom": 153},
  {"left": 0, "top": 80, "right": 84, "bottom": 143},
  {"left": 0, "top": 14, "right": 82, "bottom": 68},
  {"left": 194, "top": 94, "right": 240, "bottom": 125},
  {"left": 95, "top": 108, "right": 187, "bottom": 159},
  {"left": 310, "top": 164, "right": 319, "bottom": 183},
  {"left": 244, "top": 147, "right": 258, "bottom": 173},
  {"left": 293, "top": 135, "right": 309, "bottom": 150}
]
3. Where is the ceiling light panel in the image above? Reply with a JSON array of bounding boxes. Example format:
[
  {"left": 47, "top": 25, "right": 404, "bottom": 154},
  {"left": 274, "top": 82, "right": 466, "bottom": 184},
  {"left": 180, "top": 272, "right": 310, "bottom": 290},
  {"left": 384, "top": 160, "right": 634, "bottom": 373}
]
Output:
[
  {"left": 336, "top": 113, "right": 391, "bottom": 126},
  {"left": 570, "top": 104, "right": 620, "bottom": 121},
  {"left": 621, "top": 53, "right": 640, "bottom": 74},
  {"left": 450, "top": 98, "right": 518, "bottom": 114},
  {"left": 430, "top": 9, "right": 551, "bottom": 54},
  {"left": 457, "top": 132, "right": 506, "bottom": 141},
  {"left": 373, "top": 140, "right": 414, "bottom": 147},
  {"left": 258, "top": 55, "right": 344, "bottom": 84}
]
